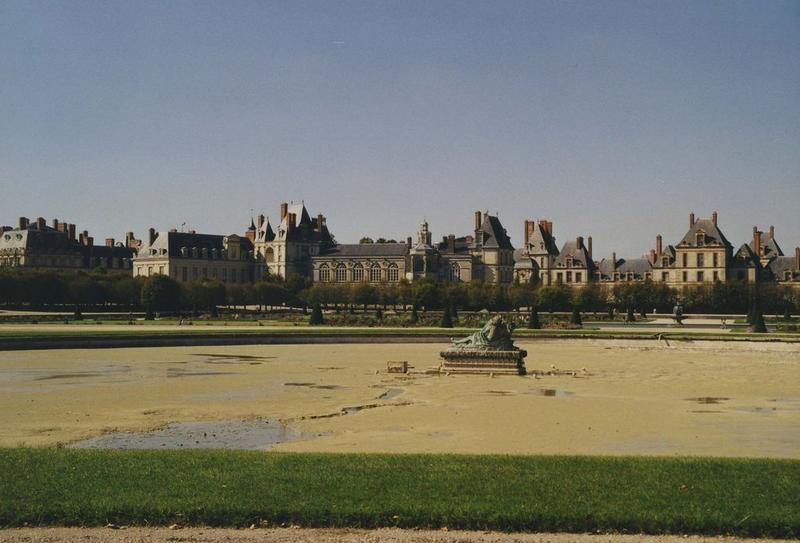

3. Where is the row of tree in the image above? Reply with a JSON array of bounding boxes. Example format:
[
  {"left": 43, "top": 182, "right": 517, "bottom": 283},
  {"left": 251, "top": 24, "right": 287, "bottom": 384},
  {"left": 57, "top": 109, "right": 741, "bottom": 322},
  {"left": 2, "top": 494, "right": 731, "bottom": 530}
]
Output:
[{"left": 0, "top": 269, "right": 797, "bottom": 317}]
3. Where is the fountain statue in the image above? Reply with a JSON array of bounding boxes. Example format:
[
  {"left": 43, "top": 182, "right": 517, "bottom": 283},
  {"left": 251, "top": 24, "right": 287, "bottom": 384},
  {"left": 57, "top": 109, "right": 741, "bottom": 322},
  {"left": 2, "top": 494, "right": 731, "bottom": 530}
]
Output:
[{"left": 440, "top": 315, "right": 527, "bottom": 375}]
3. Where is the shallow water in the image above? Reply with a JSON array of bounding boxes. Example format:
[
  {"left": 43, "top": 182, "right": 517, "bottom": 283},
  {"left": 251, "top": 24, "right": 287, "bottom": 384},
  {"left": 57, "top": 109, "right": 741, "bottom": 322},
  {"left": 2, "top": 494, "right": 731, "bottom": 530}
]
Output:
[{"left": 68, "top": 418, "right": 309, "bottom": 450}]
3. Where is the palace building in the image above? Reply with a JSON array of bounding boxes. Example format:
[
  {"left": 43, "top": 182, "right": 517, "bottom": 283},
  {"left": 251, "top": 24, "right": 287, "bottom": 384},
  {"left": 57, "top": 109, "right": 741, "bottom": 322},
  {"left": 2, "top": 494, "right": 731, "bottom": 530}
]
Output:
[
  {"left": 0, "top": 216, "right": 135, "bottom": 273},
  {"left": 14, "top": 203, "right": 795, "bottom": 291}
]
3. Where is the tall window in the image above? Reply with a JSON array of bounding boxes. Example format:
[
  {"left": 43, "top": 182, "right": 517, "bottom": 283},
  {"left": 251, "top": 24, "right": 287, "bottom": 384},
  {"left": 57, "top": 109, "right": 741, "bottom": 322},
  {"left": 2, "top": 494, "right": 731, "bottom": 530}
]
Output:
[
  {"left": 712, "top": 253, "right": 718, "bottom": 267},
  {"left": 696, "top": 232, "right": 705, "bottom": 246},
  {"left": 697, "top": 253, "right": 704, "bottom": 267},
  {"left": 335, "top": 263, "right": 347, "bottom": 282},
  {"left": 449, "top": 262, "right": 461, "bottom": 282},
  {"left": 697, "top": 271, "right": 704, "bottom": 282},
  {"left": 265, "top": 247, "right": 274, "bottom": 262},
  {"left": 369, "top": 263, "right": 381, "bottom": 282},
  {"left": 352, "top": 263, "right": 364, "bottom": 282},
  {"left": 575, "top": 272, "right": 582, "bottom": 283},
  {"left": 387, "top": 263, "right": 399, "bottom": 282},
  {"left": 319, "top": 264, "right": 330, "bottom": 282},
  {"left": 681, "top": 254, "right": 687, "bottom": 267}
]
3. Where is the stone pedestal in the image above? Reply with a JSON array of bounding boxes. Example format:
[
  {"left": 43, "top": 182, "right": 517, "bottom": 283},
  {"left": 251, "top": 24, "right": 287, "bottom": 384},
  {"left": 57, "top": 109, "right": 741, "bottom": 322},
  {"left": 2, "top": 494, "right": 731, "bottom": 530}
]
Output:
[{"left": 439, "top": 349, "right": 527, "bottom": 375}]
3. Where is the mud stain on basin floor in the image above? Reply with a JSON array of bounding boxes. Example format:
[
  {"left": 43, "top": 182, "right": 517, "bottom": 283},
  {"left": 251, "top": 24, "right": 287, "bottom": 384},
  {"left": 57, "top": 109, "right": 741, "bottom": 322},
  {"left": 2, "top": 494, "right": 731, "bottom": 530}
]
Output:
[
  {"left": 686, "top": 397, "right": 730, "bottom": 404},
  {"left": 68, "top": 418, "right": 313, "bottom": 450}
]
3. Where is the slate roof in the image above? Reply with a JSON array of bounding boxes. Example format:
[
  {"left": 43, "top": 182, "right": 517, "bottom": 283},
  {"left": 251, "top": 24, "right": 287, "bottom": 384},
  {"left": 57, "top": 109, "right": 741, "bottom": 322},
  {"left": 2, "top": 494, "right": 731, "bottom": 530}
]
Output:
[
  {"left": 677, "top": 219, "right": 732, "bottom": 249},
  {"left": 436, "top": 236, "right": 473, "bottom": 255},
  {"left": 554, "top": 240, "right": 593, "bottom": 269},
  {"left": 768, "top": 256, "right": 800, "bottom": 280},
  {"left": 0, "top": 225, "right": 78, "bottom": 253},
  {"left": 733, "top": 243, "right": 761, "bottom": 268},
  {"left": 475, "top": 214, "right": 514, "bottom": 250},
  {"left": 617, "top": 258, "right": 653, "bottom": 278},
  {"left": 750, "top": 237, "right": 783, "bottom": 259},
  {"left": 275, "top": 203, "right": 334, "bottom": 245},
  {"left": 319, "top": 243, "right": 409, "bottom": 258},
  {"left": 139, "top": 232, "right": 251, "bottom": 259},
  {"left": 525, "top": 222, "right": 559, "bottom": 256},
  {"left": 596, "top": 256, "right": 623, "bottom": 278}
]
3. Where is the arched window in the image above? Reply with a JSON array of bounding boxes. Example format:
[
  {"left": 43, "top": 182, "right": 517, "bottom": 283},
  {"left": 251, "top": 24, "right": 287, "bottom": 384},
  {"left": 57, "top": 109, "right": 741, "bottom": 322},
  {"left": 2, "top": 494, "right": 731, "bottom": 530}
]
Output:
[
  {"left": 387, "top": 263, "right": 399, "bottom": 282},
  {"left": 335, "top": 263, "right": 347, "bottom": 282},
  {"left": 449, "top": 262, "right": 461, "bottom": 282},
  {"left": 369, "top": 262, "right": 381, "bottom": 282},
  {"left": 319, "top": 264, "right": 330, "bottom": 282},
  {"left": 265, "top": 247, "right": 274, "bottom": 262},
  {"left": 352, "top": 263, "right": 364, "bottom": 282}
]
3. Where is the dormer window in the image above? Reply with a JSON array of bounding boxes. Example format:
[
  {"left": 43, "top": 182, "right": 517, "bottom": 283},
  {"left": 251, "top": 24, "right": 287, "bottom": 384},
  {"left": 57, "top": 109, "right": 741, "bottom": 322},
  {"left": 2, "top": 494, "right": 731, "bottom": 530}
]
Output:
[
  {"left": 696, "top": 231, "right": 705, "bottom": 246},
  {"left": 181, "top": 247, "right": 188, "bottom": 257}
]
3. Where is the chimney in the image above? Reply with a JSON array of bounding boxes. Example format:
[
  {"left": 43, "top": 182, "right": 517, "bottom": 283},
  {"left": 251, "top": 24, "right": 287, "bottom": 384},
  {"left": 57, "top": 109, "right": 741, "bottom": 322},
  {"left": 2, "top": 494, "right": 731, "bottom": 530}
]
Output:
[
  {"left": 316, "top": 214, "right": 323, "bottom": 231},
  {"left": 712, "top": 211, "right": 718, "bottom": 226},
  {"left": 86, "top": 236, "right": 93, "bottom": 247},
  {"left": 523, "top": 220, "right": 530, "bottom": 247},
  {"left": 612, "top": 252, "right": 617, "bottom": 272},
  {"left": 257, "top": 214, "right": 265, "bottom": 229},
  {"left": 474, "top": 211, "right": 482, "bottom": 231},
  {"left": 753, "top": 227, "right": 761, "bottom": 257},
  {"left": 587, "top": 236, "right": 593, "bottom": 259},
  {"left": 576, "top": 236, "right": 583, "bottom": 249},
  {"left": 105, "top": 238, "right": 114, "bottom": 247},
  {"left": 125, "top": 232, "right": 134, "bottom": 248},
  {"left": 649, "top": 249, "right": 656, "bottom": 264},
  {"left": 52, "top": 218, "right": 59, "bottom": 231},
  {"left": 36, "top": 217, "right": 46, "bottom": 230},
  {"left": 68, "top": 224, "right": 76, "bottom": 242},
  {"left": 689, "top": 212, "right": 695, "bottom": 228},
  {"left": 769, "top": 225, "right": 774, "bottom": 239},
  {"left": 796, "top": 247, "right": 799, "bottom": 269},
  {"left": 406, "top": 236, "right": 412, "bottom": 248},
  {"left": 287, "top": 213, "right": 296, "bottom": 233},
  {"left": 18, "top": 217, "right": 29, "bottom": 230},
  {"left": 148, "top": 227, "right": 156, "bottom": 246},
  {"left": 448, "top": 234, "right": 456, "bottom": 254},
  {"left": 656, "top": 234, "right": 663, "bottom": 256},
  {"left": 280, "top": 203, "right": 288, "bottom": 221}
]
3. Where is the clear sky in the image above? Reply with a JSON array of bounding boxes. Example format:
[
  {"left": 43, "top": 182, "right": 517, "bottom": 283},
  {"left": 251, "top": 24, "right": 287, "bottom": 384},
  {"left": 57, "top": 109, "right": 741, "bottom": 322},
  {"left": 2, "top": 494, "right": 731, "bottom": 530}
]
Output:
[{"left": 1, "top": 1, "right": 798, "bottom": 258}]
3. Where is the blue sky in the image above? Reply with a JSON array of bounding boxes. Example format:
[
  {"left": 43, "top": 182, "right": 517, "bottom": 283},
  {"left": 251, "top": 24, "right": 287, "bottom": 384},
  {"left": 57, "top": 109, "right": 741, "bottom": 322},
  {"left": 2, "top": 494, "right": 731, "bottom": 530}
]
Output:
[{"left": 1, "top": 1, "right": 798, "bottom": 257}]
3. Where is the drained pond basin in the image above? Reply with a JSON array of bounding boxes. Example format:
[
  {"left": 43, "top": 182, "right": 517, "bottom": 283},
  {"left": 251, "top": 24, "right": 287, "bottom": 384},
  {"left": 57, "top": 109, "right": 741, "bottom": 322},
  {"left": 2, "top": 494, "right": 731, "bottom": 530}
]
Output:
[{"left": 1, "top": 340, "right": 798, "bottom": 457}]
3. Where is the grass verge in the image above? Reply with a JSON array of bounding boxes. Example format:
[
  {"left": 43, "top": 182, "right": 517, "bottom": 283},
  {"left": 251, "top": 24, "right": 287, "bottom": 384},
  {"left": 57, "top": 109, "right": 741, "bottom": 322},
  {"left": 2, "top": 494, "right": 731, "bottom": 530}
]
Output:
[{"left": 1, "top": 450, "right": 798, "bottom": 537}]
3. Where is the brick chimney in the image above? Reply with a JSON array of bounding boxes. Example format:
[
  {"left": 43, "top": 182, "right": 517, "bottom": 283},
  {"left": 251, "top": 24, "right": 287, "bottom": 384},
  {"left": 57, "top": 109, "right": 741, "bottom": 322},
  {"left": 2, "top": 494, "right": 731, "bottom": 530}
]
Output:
[
  {"left": 656, "top": 234, "right": 663, "bottom": 256},
  {"left": 68, "top": 224, "right": 76, "bottom": 242},
  {"left": 474, "top": 211, "right": 482, "bottom": 231},
  {"left": 18, "top": 217, "right": 29, "bottom": 230},
  {"left": 769, "top": 225, "right": 774, "bottom": 239},
  {"left": 125, "top": 232, "right": 135, "bottom": 248},
  {"left": 753, "top": 227, "right": 761, "bottom": 257},
  {"left": 86, "top": 236, "right": 93, "bottom": 247},
  {"left": 287, "top": 213, "right": 296, "bottom": 233},
  {"left": 52, "top": 218, "right": 59, "bottom": 231},
  {"left": 105, "top": 238, "right": 114, "bottom": 247},
  {"left": 316, "top": 214, "right": 323, "bottom": 231},
  {"left": 148, "top": 227, "right": 156, "bottom": 246},
  {"left": 796, "top": 247, "right": 799, "bottom": 270},
  {"left": 689, "top": 212, "right": 695, "bottom": 228},
  {"left": 257, "top": 214, "right": 265, "bottom": 229},
  {"left": 406, "top": 236, "right": 412, "bottom": 248},
  {"left": 611, "top": 252, "right": 617, "bottom": 272},
  {"left": 447, "top": 234, "right": 456, "bottom": 253},
  {"left": 36, "top": 217, "right": 45, "bottom": 230},
  {"left": 523, "top": 220, "right": 530, "bottom": 246},
  {"left": 649, "top": 249, "right": 656, "bottom": 264},
  {"left": 280, "top": 203, "right": 288, "bottom": 221},
  {"left": 576, "top": 236, "right": 583, "bottom": 249},
  {"left": 712, "top": 211, "right": 718, "bottom": 226},
  {"left": 587, "top": 236, "right": 593, "bottom": 259}
]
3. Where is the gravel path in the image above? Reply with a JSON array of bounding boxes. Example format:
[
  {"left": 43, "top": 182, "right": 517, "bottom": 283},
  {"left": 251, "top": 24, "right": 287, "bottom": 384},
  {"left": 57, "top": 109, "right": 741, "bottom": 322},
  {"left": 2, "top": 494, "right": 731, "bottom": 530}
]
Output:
[{"left": 0, "top": 528, "right": 791, "bottom": 543}]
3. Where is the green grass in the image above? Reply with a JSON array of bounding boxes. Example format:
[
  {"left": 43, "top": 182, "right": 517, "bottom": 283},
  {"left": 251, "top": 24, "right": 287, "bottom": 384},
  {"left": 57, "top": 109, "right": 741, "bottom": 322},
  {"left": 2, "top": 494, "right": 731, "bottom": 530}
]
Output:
[{"left": 1, "top": 450, "right": 798, "bottom": 537}]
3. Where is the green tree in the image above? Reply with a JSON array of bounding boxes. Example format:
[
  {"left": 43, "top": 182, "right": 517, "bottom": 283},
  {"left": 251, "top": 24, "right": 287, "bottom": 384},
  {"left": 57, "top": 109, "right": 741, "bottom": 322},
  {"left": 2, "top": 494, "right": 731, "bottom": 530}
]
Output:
[
  {"left": 352, "top": 283, "right": 379, "bottom": 310},
  {"left": 140, "top": 275, "right": 181, "bottom": 319},
  {"left": 309, "top": 303, "right": 324, "bottom": 325}
]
